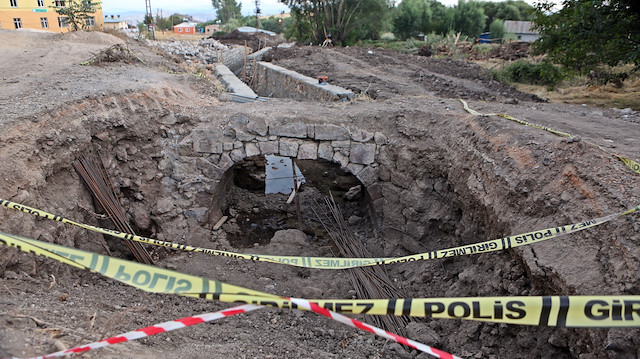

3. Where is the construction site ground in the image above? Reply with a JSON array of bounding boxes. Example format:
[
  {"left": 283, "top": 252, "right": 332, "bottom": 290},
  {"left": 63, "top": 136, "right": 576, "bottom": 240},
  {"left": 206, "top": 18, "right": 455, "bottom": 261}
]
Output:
[{"left": 1, "top": 29, "right": 640, "bottom": 359}]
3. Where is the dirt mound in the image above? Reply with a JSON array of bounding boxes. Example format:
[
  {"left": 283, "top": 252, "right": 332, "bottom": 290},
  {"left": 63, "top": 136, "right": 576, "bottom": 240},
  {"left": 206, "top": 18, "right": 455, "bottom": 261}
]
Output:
[
  {"left": 213, "top": 29, "right": 283, "bottom": 51},
  {"left": 61, "top": 30, "right": 124, "bottom": 46},
  {"left": 0, "top": 28, "right": 56, "bottom": 47},
  {"left": 469, "top": 41, "right": 532, "bottom": 61},
  {"left": 265, "top": 45, "right": 543, "bottom": 102},
  {"left": 417, "top": 44, "right": 432, "bottom": 57}
]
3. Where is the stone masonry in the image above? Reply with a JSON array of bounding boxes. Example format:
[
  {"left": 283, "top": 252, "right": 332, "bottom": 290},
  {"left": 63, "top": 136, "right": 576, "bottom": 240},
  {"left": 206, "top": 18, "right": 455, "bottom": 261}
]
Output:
[
  {"left": 178, "top": 115, "right": 386, "bottom": 217},
  {"left": 253, "top": 62, "right": 354, "bottom": 101}
]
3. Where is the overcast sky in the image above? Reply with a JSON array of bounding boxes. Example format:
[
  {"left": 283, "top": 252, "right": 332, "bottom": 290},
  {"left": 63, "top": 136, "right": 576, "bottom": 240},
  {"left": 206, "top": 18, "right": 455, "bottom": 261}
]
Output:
[
  {"left": 102, "top": 0, "right": 289, "bottom": 16},
  {"left": 102, "top": 0, "right": 547, "bottom": 18}
]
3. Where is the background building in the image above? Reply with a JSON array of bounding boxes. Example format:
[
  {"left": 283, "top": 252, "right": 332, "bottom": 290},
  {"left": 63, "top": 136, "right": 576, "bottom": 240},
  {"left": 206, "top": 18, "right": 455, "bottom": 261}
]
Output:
[
  {"left": 103, "top": 14, "right": 127, "bottom": 30},
  {"left": 0, "top": 0, "right": 104, "bottom": 32},
  {"left": 173, "top": 22, "right": 196, "bottom": 35},
  {"left": 504, "top": 20, "right": 540, "bottom": 43},
  {"left": 204, "top": 24, "right": 220, "bottom": 36}
]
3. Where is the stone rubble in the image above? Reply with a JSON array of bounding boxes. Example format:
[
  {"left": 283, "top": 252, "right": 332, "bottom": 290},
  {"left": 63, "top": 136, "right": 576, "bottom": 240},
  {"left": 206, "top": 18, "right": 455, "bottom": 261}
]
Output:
[{"left": 147, "top": 38, "right": 249, "bottom": 71}]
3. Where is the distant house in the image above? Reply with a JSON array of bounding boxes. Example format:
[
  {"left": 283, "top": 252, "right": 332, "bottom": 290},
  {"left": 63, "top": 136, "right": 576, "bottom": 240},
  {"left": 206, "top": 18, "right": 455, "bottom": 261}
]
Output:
[
  {"left": 173, "top": 22, "right": 196, "bottom": 35},
  {"left": 504, "top": 20, "right": 540, "bottom": 43},
  {"left": 205, "top": 24, "right": 221, "bottom": 36},
  {"left": 104, "top": 15, "right": 128, "bottom": 30}
]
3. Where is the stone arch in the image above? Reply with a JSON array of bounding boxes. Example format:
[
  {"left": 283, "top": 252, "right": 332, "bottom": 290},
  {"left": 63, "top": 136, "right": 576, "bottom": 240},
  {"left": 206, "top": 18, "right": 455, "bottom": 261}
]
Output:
[{"left": 183, "top": 114, "right": 388, "bottom": 224}]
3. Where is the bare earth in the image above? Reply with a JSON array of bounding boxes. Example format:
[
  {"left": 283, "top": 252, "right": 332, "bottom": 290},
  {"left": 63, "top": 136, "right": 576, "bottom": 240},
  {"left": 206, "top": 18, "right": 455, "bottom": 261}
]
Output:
[{"left": 1, "top": 30, "right": 640, "bottom": 359}]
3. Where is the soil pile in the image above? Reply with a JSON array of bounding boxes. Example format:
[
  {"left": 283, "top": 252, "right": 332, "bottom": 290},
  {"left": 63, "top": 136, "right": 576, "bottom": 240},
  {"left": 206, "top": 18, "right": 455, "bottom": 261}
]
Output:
[
  {"left": 264, "top": 45, "right": 543, "bottom": 102},
  {"left": 213, "top": 29, "right": 285, "bottom": 51}
]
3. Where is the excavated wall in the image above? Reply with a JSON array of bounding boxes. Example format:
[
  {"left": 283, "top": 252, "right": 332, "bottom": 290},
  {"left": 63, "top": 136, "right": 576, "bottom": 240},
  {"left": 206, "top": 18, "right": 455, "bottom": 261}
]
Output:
[{"left": 1, "top": 92, "right": 639, "bottom": 358}]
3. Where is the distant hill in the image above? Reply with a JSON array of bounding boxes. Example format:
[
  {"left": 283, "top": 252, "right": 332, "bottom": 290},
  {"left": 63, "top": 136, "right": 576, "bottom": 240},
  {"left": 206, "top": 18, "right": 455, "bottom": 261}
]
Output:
[{"left": 102, "top": 2, "right": 289, "bottom": 24}]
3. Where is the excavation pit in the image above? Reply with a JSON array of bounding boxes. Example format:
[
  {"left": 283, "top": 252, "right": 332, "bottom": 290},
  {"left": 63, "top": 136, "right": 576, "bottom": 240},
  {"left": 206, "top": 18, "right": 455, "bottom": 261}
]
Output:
[
  {"left": 215, "top": 155, "right": 371, "bottom": 249},
  {"left": 1, "top": 31, "right": 640, "bottom": 359}
]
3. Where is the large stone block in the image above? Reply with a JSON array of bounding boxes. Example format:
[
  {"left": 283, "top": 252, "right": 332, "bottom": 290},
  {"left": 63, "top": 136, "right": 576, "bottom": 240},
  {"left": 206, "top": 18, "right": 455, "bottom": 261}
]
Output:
[
  {"left": 279, "top": 138, "right": 299, "bottom": 157},
  {"left": 333, "top": 151, "right": 349, "bottom": 167},
  {"left": 155, "top": 198, "right": 174, "bottom": 214},
  {"left": 269, "top": 121, "right": 308, "bottom": 138},
  {"left": 331, "top": 140, "right": 350, "bottom": 148},
  {"left": 197, "top": 158, "right": 224, "bottom": 180},
  {"left": 247, "top": 118, "right": 268, "bottom": 136},
  {"left": 357, "top": 166, "right": 379, "bottom": 187},
  {"left": 218, "top": 153, "right": 234, "bottom": 171},
  {"left": 298, "top": 142, "right": 318, "bottom": 160},
  {"left": 235, "top": 129, "right": 255, "bottom": 142},
  {"left": 245, "top": 142, "right": 261, "bottom": 157},
  {"left": 346, "top": 163, "right": 364, "bottom": 176},
  {"left": 350, "top": 143, "right": 376, "bottom": 165},
  {"left": 314, "top": 124, "right": 349, "bottom": 140},
  {"left": 374, "top": 132, "right": 388, "bottom": 145},
  {"left": 230, "top": 147, "right": 246, "bottom": 162},
  {"left": 193, "top": 136, "right": 223, "bottom": 154},
  {"left": 259, "top": 141, "right": 278, "bottom": 155},
  {"left": 317, "top": 142, "right": 333, "bottom": 160},
  {"left": 366, "top": 183, "right": 383, "bottom": 201},
  {"left": 350, "top": 128, "right": 374, "bottom": 142},
  {"left": 172, "top": 158, "right": 198, "bottom": 180}
]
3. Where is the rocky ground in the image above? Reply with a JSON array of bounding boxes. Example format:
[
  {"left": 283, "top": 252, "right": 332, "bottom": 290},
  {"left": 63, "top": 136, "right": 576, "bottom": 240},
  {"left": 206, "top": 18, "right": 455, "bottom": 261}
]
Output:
[{"left": 1, "top": 29, "right": 640, "bottom": 359}]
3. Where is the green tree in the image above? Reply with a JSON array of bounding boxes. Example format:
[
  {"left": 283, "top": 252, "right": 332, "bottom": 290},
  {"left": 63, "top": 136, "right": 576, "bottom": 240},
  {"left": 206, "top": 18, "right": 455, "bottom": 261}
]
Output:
[
  {"left": 154, "top": 13, "right": 186, "bottom": 31},
  {"left": 281, "top": 0, "right": 389, "bottom": 45},
  {"left": 452, "top": 0, "right": 484, "bottom": 37},
  {"left": 284, "top": 7, "right": 313, "bottom": 43},
  {"left": 489, "top": 19, "right": 504, "bottom": 39},
  {"left": 259, "top": 16, "right": 291, "bottom": 34},
  {"left": 480, "top": 1, "right": 533, "bottom": 32},
  {"left": 511, "top": 0, "right": 534, "bottom": 20},
  {"left": 426, "top": 0, "right": 453, "bottom": 34},
  {"left": 50, "top": 0, "right": 100, "bottom": 31},
  {"left": 212, "top": 0, "right": 242, "bottom": 24},
  {"left": 495, "top": 3, "right": 520, "bottom": 21},
  {"left": 533, "top": 0, "right": 640, "bottom": 74},
  {"left": 392, "top": 0, "right": 455, "bottom": 39},
  {"left": 392, "top": 0, "right": 431, "bottom": 40}
]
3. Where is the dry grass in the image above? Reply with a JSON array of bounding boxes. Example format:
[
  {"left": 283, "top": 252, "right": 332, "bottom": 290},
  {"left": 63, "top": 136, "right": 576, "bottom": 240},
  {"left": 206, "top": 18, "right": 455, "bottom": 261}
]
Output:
[
  {"left": 516, "top": 74, "right": 640, "bottom": 110},
  {"left": 473, "top": 59, "right": 640, "bottom": 111}
]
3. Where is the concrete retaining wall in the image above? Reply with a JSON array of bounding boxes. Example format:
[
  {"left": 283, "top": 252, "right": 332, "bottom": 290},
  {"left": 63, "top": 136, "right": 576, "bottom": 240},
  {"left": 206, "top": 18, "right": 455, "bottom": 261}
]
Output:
[
  {"left": 223, "top": 47, "right": 250, "bottom": 73},
  {"left": 253, "top": 62, "right": 354, "bottom": 101}
]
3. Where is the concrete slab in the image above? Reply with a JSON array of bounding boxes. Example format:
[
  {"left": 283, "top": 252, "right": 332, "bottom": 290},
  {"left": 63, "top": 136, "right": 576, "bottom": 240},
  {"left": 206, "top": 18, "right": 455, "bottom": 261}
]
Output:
[{"left": 214, "top": 64, "right": 258, "bottom": 102}]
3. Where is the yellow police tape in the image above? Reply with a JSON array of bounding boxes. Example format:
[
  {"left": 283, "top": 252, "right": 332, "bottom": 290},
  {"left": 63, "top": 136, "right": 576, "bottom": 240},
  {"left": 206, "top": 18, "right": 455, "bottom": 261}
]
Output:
[
  {"left": 0, "top": 230, "right": 638, "bottom": 327},
  {"left": 458, "top": 99, "right": 640, "bottom": 176},
  {"left": 1, "top": 198, "right": 639, "bottom": 270}
]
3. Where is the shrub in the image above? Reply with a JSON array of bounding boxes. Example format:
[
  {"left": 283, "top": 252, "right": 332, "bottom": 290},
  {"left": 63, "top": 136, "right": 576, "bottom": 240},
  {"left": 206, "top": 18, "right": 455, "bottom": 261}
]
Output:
[
  {"left": 489, "top": 19, "right": 504, "bottom": 40},
  {"left": 496, "top": 60, "right": 563, "bottom": 89}
]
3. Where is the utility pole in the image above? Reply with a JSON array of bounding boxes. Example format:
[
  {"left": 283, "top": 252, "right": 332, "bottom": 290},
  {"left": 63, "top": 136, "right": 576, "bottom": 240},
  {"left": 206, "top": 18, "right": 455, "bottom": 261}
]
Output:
[
  {"left": 255, "top": 0, "right": 261, "bottom": 29},
  {"left": 145, "top": 0, "right": 155, "bottom": 40}
]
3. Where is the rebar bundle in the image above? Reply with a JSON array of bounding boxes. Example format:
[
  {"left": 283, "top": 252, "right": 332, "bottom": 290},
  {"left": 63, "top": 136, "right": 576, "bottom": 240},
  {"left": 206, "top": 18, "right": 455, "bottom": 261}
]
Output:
[
  {"left": 313, "top": 195, "right": 411, "bottom": 337},
  {"left": 72, "top": 153, "right": 154, "bottom": 265}
]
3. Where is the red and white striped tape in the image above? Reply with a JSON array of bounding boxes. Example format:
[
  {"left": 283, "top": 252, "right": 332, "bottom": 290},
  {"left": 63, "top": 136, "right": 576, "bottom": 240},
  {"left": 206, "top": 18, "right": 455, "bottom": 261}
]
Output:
[
  {"left": 289, "top": 297, "right": 462, "bottom": 359},
  {"left": 15, "top": 300, "right": 459, "bottom": 359},
  {"left": 20, "top": 304, "right": 262, "bottom": 359}
]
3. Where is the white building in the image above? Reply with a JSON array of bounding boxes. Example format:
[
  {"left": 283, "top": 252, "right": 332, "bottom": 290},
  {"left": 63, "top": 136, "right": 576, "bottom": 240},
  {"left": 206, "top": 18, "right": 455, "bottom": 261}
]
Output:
[{"left": 504, "top": 20, "right": 540, "bottom": 43}]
